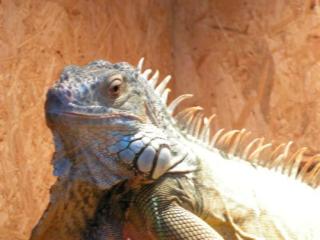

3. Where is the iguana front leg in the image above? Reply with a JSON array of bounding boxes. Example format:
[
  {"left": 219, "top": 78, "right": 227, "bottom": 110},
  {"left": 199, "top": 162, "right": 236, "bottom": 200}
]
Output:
[
  {"left": 149, "top": 202, "right": 224, "bottom": 240},
  {"left": 128, "top": 176, "right": 224, "bottom": 240}
]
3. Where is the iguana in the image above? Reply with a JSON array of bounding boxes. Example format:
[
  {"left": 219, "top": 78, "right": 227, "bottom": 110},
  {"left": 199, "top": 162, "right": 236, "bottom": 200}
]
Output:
[{"left": 31, "top": 59, "right": 320, "bottom": 240}]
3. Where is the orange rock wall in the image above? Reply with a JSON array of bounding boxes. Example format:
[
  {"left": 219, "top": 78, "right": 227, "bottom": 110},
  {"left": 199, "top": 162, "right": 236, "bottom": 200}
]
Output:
[
  {"left": 172, "top": 0, "right": 320, "bottom": 152},
  {"left": 1, "top": 0, "right": 320, "bottom": 239}
]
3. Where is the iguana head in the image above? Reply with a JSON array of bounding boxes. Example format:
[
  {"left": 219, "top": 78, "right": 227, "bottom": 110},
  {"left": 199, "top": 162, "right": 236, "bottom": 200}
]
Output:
[
  {"left": 46, "top": 60, "right": 147, "bottom": 128},
  {"left": 46, "top": 59, "right": 195, "bottom": 189}
]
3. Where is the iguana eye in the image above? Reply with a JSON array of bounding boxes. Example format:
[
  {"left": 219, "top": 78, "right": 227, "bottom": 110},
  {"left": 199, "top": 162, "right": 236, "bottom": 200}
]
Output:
[{"left": 108, "top": 75, "right": 123, "bottom": 97}]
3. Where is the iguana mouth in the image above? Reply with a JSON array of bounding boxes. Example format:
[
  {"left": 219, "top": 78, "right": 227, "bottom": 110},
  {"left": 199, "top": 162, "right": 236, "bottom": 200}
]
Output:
[{"left": 59, "top": 111, "right": 145, "bottom": 122}]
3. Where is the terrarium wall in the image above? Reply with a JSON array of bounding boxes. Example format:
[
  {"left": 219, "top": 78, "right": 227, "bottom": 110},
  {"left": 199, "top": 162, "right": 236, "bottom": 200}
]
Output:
[{"left": 1, "top": 0, "right": 320, "bottom": 239}]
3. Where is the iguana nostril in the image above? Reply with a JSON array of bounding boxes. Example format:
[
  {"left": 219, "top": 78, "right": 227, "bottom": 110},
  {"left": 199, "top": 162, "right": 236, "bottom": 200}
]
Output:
[
  {"left": 65, "top": 89, "right": 72, "bottom": 97},
  {"left": 45, "top": 90, "right": 64, "bottom": 112}
]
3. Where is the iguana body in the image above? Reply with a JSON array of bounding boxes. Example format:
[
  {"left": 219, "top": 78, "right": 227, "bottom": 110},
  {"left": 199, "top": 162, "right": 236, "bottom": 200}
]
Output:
[
  {"left": 31, "top": 59, "right": 320, "bottom": 240},
  {"left": 127, "top": 144, "right": 320, "bottom": 239}
]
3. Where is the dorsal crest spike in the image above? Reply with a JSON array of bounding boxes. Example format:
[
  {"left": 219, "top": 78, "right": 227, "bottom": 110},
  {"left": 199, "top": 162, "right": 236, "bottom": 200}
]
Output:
[
  {"left": 149, "top": 70, "right": 159, "bottom": 88},
  {"left": 185, "top": 111, "right": 198, "bottom": 128},
  {"left": 305, "top": 160, "right": 320, "bottom": 187},
  {"left": 193, "top": 113, "right": 204, "bottom": 138},
  {"left": 199, "top": 114, "right": 216, "bottom": 143},
  {"left": 210, "top": 128, "right": 225, "bottom": 148},
  {"left": 175, "top": 106, "right": 203, "bottom": 124},
  {"left": 298, "top": 156, "right": 318, "bottom": 181},
  {"left": 186, "top": 112, "right": 203, "bottom": 135},
  {"left": 286, "top": 147, "right": 307, "bottom": 177},
  {"left": 161, "top": 88, "right": 171, "bottom": 105},
  {"left": 168, "top": 94, "right": 193, "bottom": 115},
  {"left": 272, "top": 142, "right": 293, "bottom": 170},
  {"left": 142, "top": 69, "right": 152, "bottom": 79},
  {"left": 241, "top": 138, "right": 262, "bottom": 159},
  {"left": 229, "top": 128, "right": 247, "bottom": 156},
  {"left": 283, "top": 141, "right": 293, "bottom": 161},
  {"left": 270, "top": 143, "right": 286, "bottom": 161},
  {"left": 206, "top": 114, "right": 216, "bottom": 125},
  {"left": 249, "top": 143, "right": 272, "bottom": 163},
  {"left": 137, "top": 57, "right": 144, "bottom": 72},
  {"left": 217, "top": 130, "right": 240, "bottom": 150},
  {"left": 155, "top": 75, "right": 172, "bottom": 95}
]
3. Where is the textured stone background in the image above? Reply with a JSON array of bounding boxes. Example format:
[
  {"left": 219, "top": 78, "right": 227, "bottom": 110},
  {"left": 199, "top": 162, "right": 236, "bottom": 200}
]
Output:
[{"left": 1, "top": 0, "right": 320, "bottom": 239}]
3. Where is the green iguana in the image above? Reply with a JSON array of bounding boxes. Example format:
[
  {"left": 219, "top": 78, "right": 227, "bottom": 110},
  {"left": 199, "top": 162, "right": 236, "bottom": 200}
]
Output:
[{"left": 31, "top": 59, "right": 320, "bottom": 240}]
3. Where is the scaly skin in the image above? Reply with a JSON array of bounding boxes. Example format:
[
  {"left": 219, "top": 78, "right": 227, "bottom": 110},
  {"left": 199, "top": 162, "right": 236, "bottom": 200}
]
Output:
[
  {"left": 31, "top": 59, "right": 320, "bottom": 240},
  {"left": 127, "top": 174, "right": 224, "bottom": 240}
]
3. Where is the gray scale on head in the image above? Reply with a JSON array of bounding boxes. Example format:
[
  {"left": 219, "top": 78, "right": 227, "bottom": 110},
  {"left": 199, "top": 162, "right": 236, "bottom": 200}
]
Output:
[
  {"left": 107, "top": 140, "right": 130, "bottom": 154},
  {"left": 118, "top": 148, "right": 136, "bottom": 165},
  {"left": 129, "top": 139, "right": 145, "bottom": 154},
  {"left": 142, "top": 137, "right": 151, "bottom": 145},
  {"left": 131, "top": 131, "right": 144, "bottom": 140}
]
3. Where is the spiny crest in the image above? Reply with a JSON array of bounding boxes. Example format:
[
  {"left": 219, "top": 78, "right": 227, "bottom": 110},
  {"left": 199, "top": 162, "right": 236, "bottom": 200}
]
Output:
[{"left": 136, "top": 58, "right": 320, "bottom": 188}]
